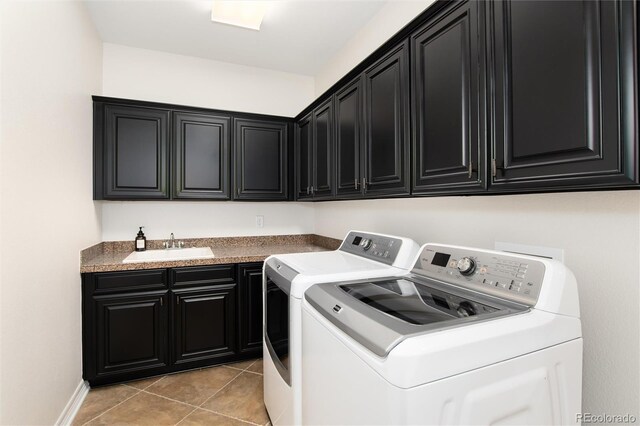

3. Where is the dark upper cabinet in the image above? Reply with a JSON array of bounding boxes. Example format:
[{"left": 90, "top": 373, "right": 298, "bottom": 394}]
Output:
[
  {"left": 173, "top": 112, "right": 230, "bottom": 200},
  {"left": 312, "top": 99, "right": 334, "bottom": 199},
  {"left": 296, "top": 114, "right": 313, "bottom": 199},
  {"left": 363, "top": 40, "right": 411, "bottom": 196},
  {"left": 295, "top": 100, "right": 335, "bottom": 200},
  {"left": 95, "top": 104, "right": 170, "bottom": 200},
  {"left": 92, "top": 291, "right": 169, "bottom": 379},
  {"left": 411, "top": 0, "right": 486, "bottom": 194},
  {"left": 234, "top": 118, "right": 289, "bottom": 200},
  {"left": 237, "top": 262, "right": 264, "bottom": 355},
  {"left": 173, "top": 284, "right": 237, "bottom": 366},
  {"left": 488, "top": 0, "right": 639, "bottom": 189},
  {"left": 334, "top": 77, "right": 364, "bottom": 198}
]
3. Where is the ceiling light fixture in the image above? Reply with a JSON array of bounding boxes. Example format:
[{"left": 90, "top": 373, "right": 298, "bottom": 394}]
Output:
[{"left": 211, "top": 1, "right": 270, "bottom": 31}]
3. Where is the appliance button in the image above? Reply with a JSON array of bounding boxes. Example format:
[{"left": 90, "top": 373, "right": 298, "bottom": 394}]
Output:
[
  {"left": 483, "top": 279, "right": 493, "bottom": 285},
  {"left": 512, "top": 287, "right": 521, "bottom": 292},
  {"left": 520, "top": 263, "right": 528, "bottom": 268},
  {"left": 516, "top": 273, "right": 525, "bottom": 279},
  {"left": 457, "top": 257, "right": 476, "bottom": 276}
]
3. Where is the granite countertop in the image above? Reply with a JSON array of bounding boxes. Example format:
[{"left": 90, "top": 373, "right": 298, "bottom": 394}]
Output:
[{"left": 80, "top": 234, "right": 341, "bottom": 273}]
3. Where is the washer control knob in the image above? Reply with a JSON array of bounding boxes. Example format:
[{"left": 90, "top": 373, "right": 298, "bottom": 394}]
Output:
[
  {"left": 457, "top": 257, "right": 476, "bottom": 275},
  {"left": 360, "top": 238, "right": 373, "bottom": 251}
]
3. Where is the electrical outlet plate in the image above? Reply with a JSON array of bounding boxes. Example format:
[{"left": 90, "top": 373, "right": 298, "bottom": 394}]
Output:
[
  {"left": 256, "top": 215, "right": 264, "bottom": 228},
  {"left": 494, "top": 241, "right": 564, "bottom": 262}
]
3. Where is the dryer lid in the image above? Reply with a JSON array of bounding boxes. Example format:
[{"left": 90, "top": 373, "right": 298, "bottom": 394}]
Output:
[{"left": 305, "top": 277, "right": 527, "bottom": 357}]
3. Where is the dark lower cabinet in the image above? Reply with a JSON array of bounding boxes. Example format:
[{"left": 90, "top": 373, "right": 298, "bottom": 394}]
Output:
[
  {"left": 173, "top": 112, "right": 230, "bottom": 200},
  {"left": 94, "top": 103, "right": 170, "bottom": 200},
  {"left": 411, "top": 0, "right": 486, "bottom": 194},
  {"left": 82, "top": 262, "right": 263, "bottom": 386},
  {"left": 234, "top": 118, "right": 289, "bottom": 200},
  {"left": 91, "top": 291, "right": 169, "bottom": 383},
  {"left": 173, "top": 284, "right": 236, "bottom": 366},
  {"left": 488, "top": 0, "right": 639, "bottom": 189},
  {"left": 237, "top": 263, "right": 264, "bottom": 355},
  {"left": 363, "top": 40, "right": 411, "bottom": 197}
]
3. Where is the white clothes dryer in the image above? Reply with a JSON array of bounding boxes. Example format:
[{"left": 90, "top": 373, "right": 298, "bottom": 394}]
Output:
[
  {"left": 263, "top": 231, "right": 420, "bottom": 426},
  {"left": 302, "top": 243, "right": 582, "bottom": 425}
]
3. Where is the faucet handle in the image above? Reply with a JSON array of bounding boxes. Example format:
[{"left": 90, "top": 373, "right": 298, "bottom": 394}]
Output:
[
  {"left": 163, "top": 241, "right": 169, "bottom": 249},
  {"left": 179, "top": 241, "right": 185, "bottom": 248}
]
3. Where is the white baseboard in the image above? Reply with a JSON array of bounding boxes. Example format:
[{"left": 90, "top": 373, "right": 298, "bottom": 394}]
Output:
[{"left": 56, "top": 380, "right": 90, "bottom": 426}]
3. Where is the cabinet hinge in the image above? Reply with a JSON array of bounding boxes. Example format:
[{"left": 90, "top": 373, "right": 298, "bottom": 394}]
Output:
[{"left": 491, "top": 159, "right": 497, "bottom": 177}]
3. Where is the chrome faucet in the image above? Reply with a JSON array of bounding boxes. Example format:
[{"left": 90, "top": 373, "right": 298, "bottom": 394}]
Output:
[{"left": 163, "top": 232, "right": 184, "bottom": 249}]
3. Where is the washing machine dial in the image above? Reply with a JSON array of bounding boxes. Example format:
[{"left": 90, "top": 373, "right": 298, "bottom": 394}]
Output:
[
  {"left": 456, "top": 257, "right": 476, "bottom": 275},
  {"left": 360, "top": 238, "right": 373, "bottom": 251}
]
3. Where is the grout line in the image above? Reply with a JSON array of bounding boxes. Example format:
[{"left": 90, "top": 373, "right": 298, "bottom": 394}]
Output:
[
  {"left": 81, "top": 386, "right": 142, "bottom": 426},
  {"left": 242, "top": 369, "right": 262, "bottom": 376},
  {"left": 198, "top": 369, "right": 243, "bottom": 408},
  {"left": 174, "top": 406, "right": 199, "bottom": 426},
  {"left": 197, "top": 406, "right": 262, "bottom": 426},
  {"left": 122, "top": 374, "right": 166, "bottom": 392},
  {"left": 139, "top": 389, "right": 202, "bottom": 410}
]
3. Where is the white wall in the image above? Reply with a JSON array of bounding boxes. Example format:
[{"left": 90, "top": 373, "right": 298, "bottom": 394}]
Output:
[
  {"left": 314, "top": 192, "right": 640, "bottom": 417},
  {"left": 103, "top": 43, "right": 314, "bottom": 117},
  {"left": 102, "top": 201, "right": 314, "bottom": 241},
  {"left": 0, "top": 1, "right": 102, "bottom": 424},
  {"left": 101, "top": 43, "right": 316, "bottom": 241},
  {"left": 314, "top": 0, "right": 434, "bottom": 96}
]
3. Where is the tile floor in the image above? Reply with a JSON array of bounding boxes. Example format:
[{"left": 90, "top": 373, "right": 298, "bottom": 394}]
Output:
[{"left": 73, "top": 358, "right": 269, "bottom": 426}]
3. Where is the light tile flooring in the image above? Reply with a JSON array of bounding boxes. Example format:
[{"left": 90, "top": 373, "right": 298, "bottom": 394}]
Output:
[{"left": 73, "top": 358, "right": 269, "bottom": 426}]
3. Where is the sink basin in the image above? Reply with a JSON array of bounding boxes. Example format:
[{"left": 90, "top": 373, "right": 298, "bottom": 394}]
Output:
[{"left": 123, "top": 247, "right": 215, "bottom": 263}]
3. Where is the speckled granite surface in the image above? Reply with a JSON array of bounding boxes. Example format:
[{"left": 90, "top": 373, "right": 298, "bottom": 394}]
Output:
[{"left": 81, "top": 234, "right": 342, "bottom": 273}]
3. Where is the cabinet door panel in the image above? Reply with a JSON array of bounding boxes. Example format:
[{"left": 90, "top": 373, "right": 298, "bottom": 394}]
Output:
[
  {"left": 103, "top": 105, "right": 169, "bottom": 199},
  {"left": 234, "top": 119, "right": 288, "bottom": 200},
  {"left": 490, "top": 0, "right": 638, "bottom": 188},
  {"left": 296, "top": 114, "right": 313, "bottom": 199},
  {"left": 173, "top": 112, "right": 230, "bottom": 199},
  {"left": 313, "top": 99, "right": 334, "bottom": 198},
  {"left": 238, "top": 263, "right": 264, "bottom": 354},
  {"left": 412, "top": 0, "right": 485, "bottom": 193},
  {"left": 94, "top": 292, "right": 168, "bottom": 377},
  {"left": 364, "top": 41, "right": 410, "bottom": 196},
  {"left": 335, "top": 77, "right": 364, "bottom": 197},
  {"left": 173, "top": 285, "right": 236, "bottom": 365}
]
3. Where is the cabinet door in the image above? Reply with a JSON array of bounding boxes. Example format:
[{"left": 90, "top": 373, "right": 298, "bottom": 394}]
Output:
[
  {"left": 173, "top": 284, "right": 236, "bottom": 365},
  {"left": 312, "top": 99, "right": 334, "bottom": 199},
  {"left": 234, "top": 118, "right": 288, "bottom": 200},
  {"left": 296, "top": 114, "right": 313, "bottom": 200},
  {"left": 363, "top": 41, "right": 411, "bottom": 196},
  {"left": 173, "top": 112, "right": 230, "bottom": 199},
  {"left": 489, "top": 0, "right": 638, "bottom": 189},
  {"left": 237, "top": 263, "right": 264, "bottom": 355},
  {"left": 94, "top": 292, "right": 168, "bottom": 378},
  {"left": 335, "top": 77, "right": 364, "bottom": 198},
  {"left": 411, "top": 0, "right": 485, "bottom": 194},
  {"left": 101, "top": 105, "right": 170, "bottom": 199}
]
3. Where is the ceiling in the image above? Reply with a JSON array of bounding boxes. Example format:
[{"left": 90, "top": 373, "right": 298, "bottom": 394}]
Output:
[{"left": 84, "top": 0, "right": 388, "bottom": 76}]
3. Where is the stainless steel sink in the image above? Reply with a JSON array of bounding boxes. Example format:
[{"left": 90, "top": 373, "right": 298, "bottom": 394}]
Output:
[{"left": 122, "top": 247, "right": 214, "bottom": 263}]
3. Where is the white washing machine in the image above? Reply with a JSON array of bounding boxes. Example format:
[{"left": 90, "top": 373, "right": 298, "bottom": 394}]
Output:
[
  {"left": 302, "top": 243, "right": 582, "bottom": 425},
  {"left": 263, "top": 231, "right": 420, "bottom": 426}
]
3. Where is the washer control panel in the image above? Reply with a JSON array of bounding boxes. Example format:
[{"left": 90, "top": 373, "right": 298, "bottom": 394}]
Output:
[
  {"left": 412, "top": 244, "right": 546, "bottom": 306},
  {"left": 339, "top": 232, "right": 403, "bottom": 265}
]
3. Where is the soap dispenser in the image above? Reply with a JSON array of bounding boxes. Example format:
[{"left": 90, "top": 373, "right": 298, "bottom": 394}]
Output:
[{"left": 135, "top": 226, "right": 147, "bottom": 252}]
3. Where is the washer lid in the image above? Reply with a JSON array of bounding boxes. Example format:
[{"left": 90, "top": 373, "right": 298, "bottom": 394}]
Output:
[{"left": 305, "top": 277, "right": 527, "bottom": 357}]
